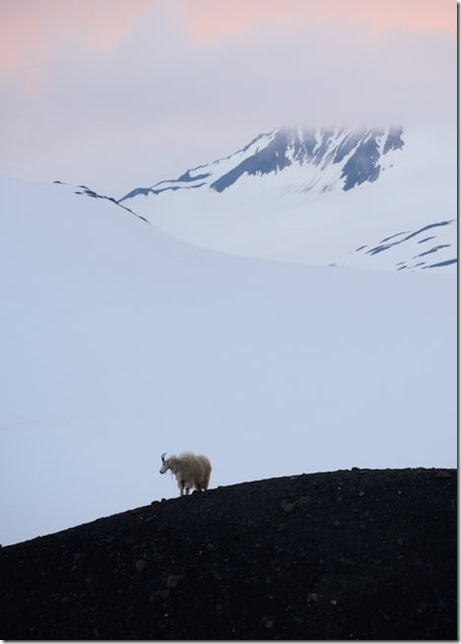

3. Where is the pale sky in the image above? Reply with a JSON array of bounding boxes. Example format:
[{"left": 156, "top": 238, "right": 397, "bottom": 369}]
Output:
[{"left": 0, "top": 0, "right": 456, "bottom": 196}]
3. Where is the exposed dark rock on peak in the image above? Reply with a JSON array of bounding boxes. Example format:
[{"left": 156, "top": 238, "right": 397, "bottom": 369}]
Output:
[
  {"left": 383, "top": 126, "right": 405, "bottom": 154},
  {"left": 0, "top": 467, "right": 456, "bottom": 640},
  {"left": 341, "top": 132, "right": 382, "bottom": 191},
  {"left": 118, "top": 124, "right": 405, "bottom": 202},
  {"left": 211, "top": 126, "right": 402, "bottom": 193},
  {"left": 211, "top": 129, "right": 293, "bottom": 192}
]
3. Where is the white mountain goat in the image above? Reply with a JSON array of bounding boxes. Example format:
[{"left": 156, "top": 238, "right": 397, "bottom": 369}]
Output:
[{"left": 159, "top": 452, "right": 212, "bottom": 497}]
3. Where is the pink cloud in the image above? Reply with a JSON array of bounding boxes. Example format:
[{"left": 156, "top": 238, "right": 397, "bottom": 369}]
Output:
[
  {"left": 0, "top": 0, "right": 153, "bottom": 77},
  {"left": 1, "top": 0, "right": 453, "bottom": 82},
  {"left": 181, "top": 0, "right": 455, "bottom": 44}
]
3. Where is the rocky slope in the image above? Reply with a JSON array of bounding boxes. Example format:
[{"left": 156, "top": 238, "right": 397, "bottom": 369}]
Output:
[
  {"left": 119, "top": 126, "right": 405, "bottom": 200},
  {"left": 0, "top": 467, "right": 456, "bottom": 640}
]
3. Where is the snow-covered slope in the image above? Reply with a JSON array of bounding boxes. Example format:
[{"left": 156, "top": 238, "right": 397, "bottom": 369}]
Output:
[
  {"left": 121, "top": 126, "right": 405, "bottom": 198},
  {"left": 1, "top": 174, "right": 456, "bottom": 546},
  {"left": 120, "top": 124, "right": 456, "bottom": 272}
]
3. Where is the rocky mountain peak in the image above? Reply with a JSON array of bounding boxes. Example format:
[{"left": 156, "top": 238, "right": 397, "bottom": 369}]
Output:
[{"left": 119, "top": 124, "right": 405, "bottom": 202}]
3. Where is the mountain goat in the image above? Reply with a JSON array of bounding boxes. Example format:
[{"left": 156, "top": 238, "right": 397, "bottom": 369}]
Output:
[{"left": 159, "top": 452, "right": 212, "bottom": 497}]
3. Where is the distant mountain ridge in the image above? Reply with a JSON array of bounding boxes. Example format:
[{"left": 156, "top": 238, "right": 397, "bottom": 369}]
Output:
[
  {"left": 120, "top": 125, "right": 405, "bottom": 201},
  {"left": 116, "top": 123, "right": 456, "bottom": 273}
]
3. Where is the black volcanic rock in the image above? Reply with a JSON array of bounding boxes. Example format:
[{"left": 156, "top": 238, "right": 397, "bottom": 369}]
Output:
[{"left": 0, "top": 467, "right": 456, "bottom": 640}]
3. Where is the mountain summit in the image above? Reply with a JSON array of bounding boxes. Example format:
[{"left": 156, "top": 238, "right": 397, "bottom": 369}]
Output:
[
  {"left": 118, "top": 123, "right": 456, "bottom": 272},
  {"left": 120, "top": 125, "right": 405, "bottom": 201}
]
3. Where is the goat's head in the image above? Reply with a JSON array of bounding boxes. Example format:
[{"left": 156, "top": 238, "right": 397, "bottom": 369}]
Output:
[{"left": 159, "top": 452, "right": 169, "bottom": 474}]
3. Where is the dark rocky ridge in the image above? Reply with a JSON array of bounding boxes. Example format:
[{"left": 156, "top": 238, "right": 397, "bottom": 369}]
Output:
[
  {"left": 0, "top": 467, "right": 456, "bottom": 640},
  {"left": 210, "top": 127, "right": 403, "bottom": 193},
  {"left": 119, "top": 125, "right": 405, "bottom": 201}
]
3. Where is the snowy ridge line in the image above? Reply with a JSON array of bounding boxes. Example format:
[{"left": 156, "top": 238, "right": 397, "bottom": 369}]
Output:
[
  {"left": 331, "top": 219, "right": 457, "bottom": 272},
  {"left": 118, "top": 125, "right": 404, "bottom": 201},
  {"left": 103, "top": 122, "right": 456, "bottom": 273},
  {"left": 53, "top": 180, "right": 150, "bottom": 223}
]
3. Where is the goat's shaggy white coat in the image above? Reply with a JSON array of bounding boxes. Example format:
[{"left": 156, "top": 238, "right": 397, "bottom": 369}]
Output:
[{"left": 159, "top": 452, "right": 212, "bottom": 497}]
